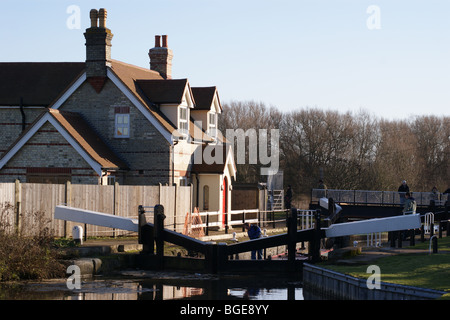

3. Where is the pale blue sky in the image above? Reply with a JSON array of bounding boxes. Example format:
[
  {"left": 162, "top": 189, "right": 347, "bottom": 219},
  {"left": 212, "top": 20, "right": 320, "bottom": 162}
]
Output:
[{"left": 1, "top": 0, "right": 449, "bottom": 120}]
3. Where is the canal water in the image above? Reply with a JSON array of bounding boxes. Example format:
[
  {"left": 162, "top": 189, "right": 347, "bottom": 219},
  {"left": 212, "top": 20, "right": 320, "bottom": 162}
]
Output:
[{"left": 0, "top": 271, "right": 304, "bottom": 300}]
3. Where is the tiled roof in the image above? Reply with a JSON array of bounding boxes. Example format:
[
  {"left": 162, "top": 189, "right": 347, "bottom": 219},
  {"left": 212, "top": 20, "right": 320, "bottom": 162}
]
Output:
[
  {"left": 48, "top": 109, "right": 127, "bottom": 170},
  {"left": 136, "top": 79, "right": 189, "bottom": 104},
  {"left": 0, "top": 60, "right": 218, "bottom": 143},
  {"left": 191, "top": 87, "right": 221, "bottom": 111},
  {"left": 0, "top": 62, "right": 85, "bottom": 106}
]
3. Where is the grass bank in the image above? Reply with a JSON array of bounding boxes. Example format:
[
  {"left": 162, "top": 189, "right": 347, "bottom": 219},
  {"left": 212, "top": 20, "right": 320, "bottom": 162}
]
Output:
[{"left": 320, "top": 237, "right": 450, "bottom": 298}]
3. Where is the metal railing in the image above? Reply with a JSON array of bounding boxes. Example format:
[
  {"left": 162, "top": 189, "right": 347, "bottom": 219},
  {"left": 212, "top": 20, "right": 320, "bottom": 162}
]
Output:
[
  {"left": 188, "top": 208, "right": 318, "bottom": 236},
  {"left": 311, "top": 189, "right": 449, "bottom": 207}
]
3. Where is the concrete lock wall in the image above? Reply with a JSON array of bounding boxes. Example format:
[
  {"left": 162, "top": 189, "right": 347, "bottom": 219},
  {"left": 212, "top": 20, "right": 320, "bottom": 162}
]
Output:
[{"left": 302, "top": 263, "right": 445, "bottom": 300}]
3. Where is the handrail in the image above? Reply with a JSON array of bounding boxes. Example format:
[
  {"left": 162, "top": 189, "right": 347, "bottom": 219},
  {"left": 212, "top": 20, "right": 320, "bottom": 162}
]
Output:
[{"left": 311, "top": 189, "right": 449, "bottom": 206}]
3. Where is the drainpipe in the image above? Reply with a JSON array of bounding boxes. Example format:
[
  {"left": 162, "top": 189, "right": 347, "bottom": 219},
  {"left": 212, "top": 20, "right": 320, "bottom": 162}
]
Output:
[
  {"left": 19, "top": 97, "right": 26, "bottom": 132},
  {"left": 171, "top": 141, "right": 179, "bottom": 186},
  {"left": 194, "top": 172, "right": 199, "bottom": 208}
]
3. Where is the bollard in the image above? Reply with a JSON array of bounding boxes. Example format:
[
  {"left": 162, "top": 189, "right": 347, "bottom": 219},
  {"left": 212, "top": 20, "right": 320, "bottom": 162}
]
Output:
[
  {"left": 420, "top": 225, "right": 425, "bottom": 242},
  {"left": 397, "top": 231, "right": 402, "bottom": 248},
  {"left": 72, "top": 225, "right": 83, "bottom": 245},
  {"left": 429, "top": 235, "right": 438, "bottom": 254}
]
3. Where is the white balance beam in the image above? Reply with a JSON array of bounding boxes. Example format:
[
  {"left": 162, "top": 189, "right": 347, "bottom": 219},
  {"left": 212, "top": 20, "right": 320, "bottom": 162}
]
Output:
[
  {"left": 320, "top": 197, "right": 342, "bottom": 215},
  {"left": 324, "top": 214, "right": 421, "bottom": 238},
  {"left": 54, "top": 205, "right": 139, "bottom": 232}
]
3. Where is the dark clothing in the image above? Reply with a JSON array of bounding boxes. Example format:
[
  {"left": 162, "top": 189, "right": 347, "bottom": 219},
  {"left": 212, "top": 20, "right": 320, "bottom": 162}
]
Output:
[
  {"left": 398, "top": 183, "right": 410, "bottom": 205},
  {"left": 247, "top": 225, "right": 261, "bottom": 240},
  {"left": 247, "top": 224, "right": 262, "bottom": 260},
  {"left": 285, "top": 187, "right": 293, "bottom": 209}
]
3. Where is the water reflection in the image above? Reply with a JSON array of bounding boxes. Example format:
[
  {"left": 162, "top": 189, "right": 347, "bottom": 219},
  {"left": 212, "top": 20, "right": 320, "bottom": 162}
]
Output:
[{"left": 0, "top": 272, "right": 304, "bottom": 301}]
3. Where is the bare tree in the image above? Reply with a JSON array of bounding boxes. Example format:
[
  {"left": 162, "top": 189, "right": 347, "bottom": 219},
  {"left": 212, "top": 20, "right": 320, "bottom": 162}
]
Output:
[{"left": 219, "top": 100, "right": 450, "bottom": 196}]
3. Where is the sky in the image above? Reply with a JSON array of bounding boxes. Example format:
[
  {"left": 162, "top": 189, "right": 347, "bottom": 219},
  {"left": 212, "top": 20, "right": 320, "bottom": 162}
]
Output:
[{"left": 1, "top": 0, "right": 449, "bottom": 120}]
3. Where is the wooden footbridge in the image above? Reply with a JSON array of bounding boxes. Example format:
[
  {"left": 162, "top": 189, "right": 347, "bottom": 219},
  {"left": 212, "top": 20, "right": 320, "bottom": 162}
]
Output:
[{"left": 54, "top": 197, "right": 426, "bottom": 274}]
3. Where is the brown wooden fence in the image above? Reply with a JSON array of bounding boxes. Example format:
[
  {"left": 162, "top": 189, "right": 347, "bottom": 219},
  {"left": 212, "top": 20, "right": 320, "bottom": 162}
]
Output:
[{"left": 0, "top": 181, "right": 192, "bottom": 237}]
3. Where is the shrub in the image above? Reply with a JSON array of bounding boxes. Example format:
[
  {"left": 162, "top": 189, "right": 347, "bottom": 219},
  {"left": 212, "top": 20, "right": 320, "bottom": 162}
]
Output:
[{"left": 0, "top": 203, "right": 66, "bottom": 281}]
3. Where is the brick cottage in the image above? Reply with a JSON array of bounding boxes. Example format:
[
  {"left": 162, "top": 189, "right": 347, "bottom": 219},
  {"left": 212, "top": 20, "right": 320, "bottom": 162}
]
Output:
[{"left": 0, "top": 8, "right": 236, "bottom": 215}]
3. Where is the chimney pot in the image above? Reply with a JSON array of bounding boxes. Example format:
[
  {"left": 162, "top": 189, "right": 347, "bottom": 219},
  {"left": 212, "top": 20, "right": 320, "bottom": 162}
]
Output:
[
  {"left": 149, "top": 34, "right": 173, "bottom": 79},
  {"left": 98, "top": 8, "right": 107, "bottom": 28},
  {"left": 90, "top": 9, "right": 98, "bottom": 28},
  {"left": 155, "top": 35, "right": 161, "bottom": 47}
]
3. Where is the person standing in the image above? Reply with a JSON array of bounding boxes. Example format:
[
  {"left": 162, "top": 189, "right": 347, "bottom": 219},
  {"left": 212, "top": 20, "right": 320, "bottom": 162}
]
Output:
[
  {"left": 403, "top": 192, "right": 416, "bottom": 214},
  {"left": 244, "top": 223, "right": 263, "bottom": 260},
  {"left": 398, "top": 180, "right": 409, "bottom": 205},
  {"left": 318, "top": 179, "right": 327, "bottom": 198}
]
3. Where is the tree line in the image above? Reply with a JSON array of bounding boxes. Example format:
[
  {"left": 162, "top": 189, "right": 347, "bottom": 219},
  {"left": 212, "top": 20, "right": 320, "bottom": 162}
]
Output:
[{"left": 219, "top": 100, "right": 450, "bottom": 196}]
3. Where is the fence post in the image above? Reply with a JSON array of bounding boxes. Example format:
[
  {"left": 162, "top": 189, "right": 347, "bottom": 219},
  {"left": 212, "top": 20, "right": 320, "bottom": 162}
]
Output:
[
  {"left": 389, "top": 231, "right": 395, "bottom": 247},
  {"left": 154, "top": 205, "right": 166, "bottom": 269},
  {"left": 409, "top": 229, "right": 415, "bottom": 246},
  {"left": 113, "top": 181, "right": 120, "bottom": 238},
  {"left": 310, "top": 210, "right": 321, "bottom": 263},
  {"left": 64, "top": 180, "right": 72, "bottom": 238},
  {"left": 216, "top": 243, "right": 227, "bottom": 273},
  {"left": 205, "top": 242, "right": 217, "bottom": 273},
  {"left": 288, "top": 208, "right": 297, "bottom": 268},
  {"left": 447, "top": 221, "right": 450, "bottom": 237},
  {"left": 14, "top": 179, "right": 21, "bottom": 235},
  {"left": 138, "top": 205, "right": 154, "bottom": 255}
]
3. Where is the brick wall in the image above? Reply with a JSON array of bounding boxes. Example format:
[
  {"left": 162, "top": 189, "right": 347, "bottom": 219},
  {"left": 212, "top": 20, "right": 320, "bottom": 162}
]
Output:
[
  {"left": 0, "top": 122, "right": 99, "bottom": 184},
  {"left": 0, "top": 107, "right": 46, "bottom": 157}
]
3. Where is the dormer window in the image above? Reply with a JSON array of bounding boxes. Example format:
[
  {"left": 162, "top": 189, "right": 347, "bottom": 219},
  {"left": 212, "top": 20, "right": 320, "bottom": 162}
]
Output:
[
  {"left": 115, "top": 107, "right": 130, "bottom": 138},
  {"left": 208, "top": 112, "right": 217, "bottom": 138},
  {"left": 179, "top": 105, "right": 188, "bottom": 135}
]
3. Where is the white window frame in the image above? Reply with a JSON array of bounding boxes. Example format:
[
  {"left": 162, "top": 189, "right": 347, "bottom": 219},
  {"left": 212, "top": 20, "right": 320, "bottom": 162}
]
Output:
[
  {"left": 179, "top": 105, "right": 188, "bottom": 137},
  {"left": 203, "top": 185, "right": 209, "bottom": 210},
  {"left": 115, "top": 113, "right": 130, "bottom": 138},
  {"left": 208, "top": 112, "right": 217, "bottom": 138}
]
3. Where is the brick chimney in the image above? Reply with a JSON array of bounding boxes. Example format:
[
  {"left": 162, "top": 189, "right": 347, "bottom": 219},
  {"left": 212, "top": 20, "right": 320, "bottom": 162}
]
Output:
[
  {"left": 84, "top": 8, "right": 113, "bottom": 92},
  {"left": 149, "top": 35, "right": 173, "bottom": 79}
]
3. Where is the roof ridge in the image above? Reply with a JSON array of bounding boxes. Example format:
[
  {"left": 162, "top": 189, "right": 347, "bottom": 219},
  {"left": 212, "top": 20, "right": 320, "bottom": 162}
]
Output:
[{"left": 110, "top": 59, "right": 161, "bottom": 76}]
